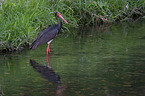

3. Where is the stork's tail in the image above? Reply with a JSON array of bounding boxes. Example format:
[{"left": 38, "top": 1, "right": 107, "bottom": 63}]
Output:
[{"left": 30, "top": 40, "right": 38, "bottom": 50}]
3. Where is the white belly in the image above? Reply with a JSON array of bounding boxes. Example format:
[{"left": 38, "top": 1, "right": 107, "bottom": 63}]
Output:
[{"left": 47, "top": 40, "right": 53, "bottom": 44}]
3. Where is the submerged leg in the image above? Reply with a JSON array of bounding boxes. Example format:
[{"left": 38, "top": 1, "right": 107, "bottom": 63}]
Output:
[{"left": 47, "top": 44, "right": 50, "bottom": 55}]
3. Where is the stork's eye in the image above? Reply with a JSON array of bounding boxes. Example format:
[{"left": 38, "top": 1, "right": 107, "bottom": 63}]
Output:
[{"left": 57, "top": 12, "right": 60, "bottom": 16}]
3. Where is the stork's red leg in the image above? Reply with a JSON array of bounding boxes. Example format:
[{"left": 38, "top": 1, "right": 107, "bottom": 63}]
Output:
[
  {"left": 47, "top": 44, "right": 50, "bottom": 55},
  {"left": 47, "top": 53, "right": 50, "bottom": 66}
]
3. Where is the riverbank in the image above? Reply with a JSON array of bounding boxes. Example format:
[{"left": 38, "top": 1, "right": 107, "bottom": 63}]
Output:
[{"left": 0, "top": 0, "right": 145, "bottom": 53}]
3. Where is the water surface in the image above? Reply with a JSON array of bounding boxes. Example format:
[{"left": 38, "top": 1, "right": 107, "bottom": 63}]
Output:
[{"left": 0, "top": 20, "right": 145, "bottom": 96}]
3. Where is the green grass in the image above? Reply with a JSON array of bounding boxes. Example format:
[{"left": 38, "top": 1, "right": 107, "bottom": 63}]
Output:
[{"left": 0, "top": 0, "right": 144, "bottom": 52}]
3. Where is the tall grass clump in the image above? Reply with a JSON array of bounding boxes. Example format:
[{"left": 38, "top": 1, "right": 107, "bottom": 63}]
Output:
[
  {"left": 0, "top": 0, "right": 144, "bottom": 52},
  {"left": 66, "top": 0, "right": 144, "bottom": 25}
]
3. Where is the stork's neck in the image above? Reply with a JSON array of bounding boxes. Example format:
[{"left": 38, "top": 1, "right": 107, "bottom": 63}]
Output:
[{"left": 56, "top": 16, "right": 62, "bottom": 30}]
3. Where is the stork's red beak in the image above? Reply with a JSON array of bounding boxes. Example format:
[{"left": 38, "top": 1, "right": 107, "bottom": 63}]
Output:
[{"left": 58, "top": 13, "right": 68, "bottom": 24}]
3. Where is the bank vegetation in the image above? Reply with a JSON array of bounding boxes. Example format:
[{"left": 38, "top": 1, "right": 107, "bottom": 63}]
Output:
[{"left": 0, "top": 0, "right": 144, "bottom": 53}]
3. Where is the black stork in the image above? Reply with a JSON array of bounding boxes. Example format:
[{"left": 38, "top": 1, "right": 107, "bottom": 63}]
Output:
[{"left": 30, "top": 12, "right": 68, "bottom": 55}]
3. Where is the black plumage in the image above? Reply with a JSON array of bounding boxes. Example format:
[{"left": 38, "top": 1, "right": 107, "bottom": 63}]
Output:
[
  {"left": 30, "top": 12, "right": 68, "bottom": 53},
  {"left": 30, "top": 25, "right": 59, "bottom": 50}
]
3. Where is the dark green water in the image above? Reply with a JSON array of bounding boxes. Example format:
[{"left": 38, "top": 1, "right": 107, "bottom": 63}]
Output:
[{"left": 0, "top": 20, "right": 145, "bottom": 96}]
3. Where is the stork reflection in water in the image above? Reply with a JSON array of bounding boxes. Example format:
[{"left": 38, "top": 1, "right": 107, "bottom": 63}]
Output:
[{"left": 30, "top": 54, "right": 66, "bottom": 96}]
